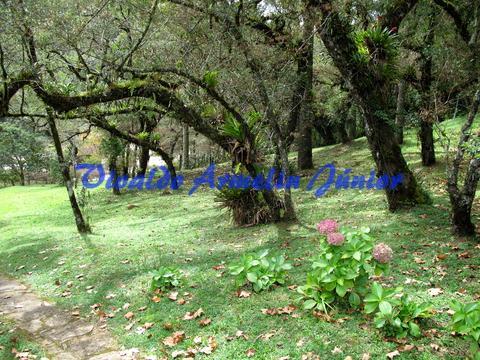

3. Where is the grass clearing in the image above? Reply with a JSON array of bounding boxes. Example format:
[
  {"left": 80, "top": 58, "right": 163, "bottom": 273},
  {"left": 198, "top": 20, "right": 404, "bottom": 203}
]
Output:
[{"left": 0, "top": 118, "right": 479, "bottom": 359}]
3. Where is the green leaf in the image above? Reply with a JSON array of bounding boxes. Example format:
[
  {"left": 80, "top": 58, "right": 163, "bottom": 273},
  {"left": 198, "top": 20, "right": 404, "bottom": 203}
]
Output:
[
  {"left": 372, "top": 282, "right": 383, "bottom": 299},
  {"left": 349, "top": 292, "right": 361, "bottom": 307},
  {"left": 379, "top": 301, "right": 393, "bottom": 315},
  {"left": 364, "top": 302, "right": 379, "bottom": 314},
  {"left": 353, "top": 251, "right": 362, "bottom": 261},
  {"left": 246, "top": 272, "right": 258, "bottom": 283},
  {"left": 303, "top": 299, "right": 317, "bottom": 310},
  {"left": 409, "top": 322, "right": 421, "bottom": 337},
  {"left": 336, "top": 284, "right": 347, "bottom": 297}
]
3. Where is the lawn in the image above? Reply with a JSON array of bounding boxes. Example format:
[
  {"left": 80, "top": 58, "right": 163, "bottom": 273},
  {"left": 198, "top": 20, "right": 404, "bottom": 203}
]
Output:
[{"left": 0, "top": 118, "right": 479, "bottom": 359}]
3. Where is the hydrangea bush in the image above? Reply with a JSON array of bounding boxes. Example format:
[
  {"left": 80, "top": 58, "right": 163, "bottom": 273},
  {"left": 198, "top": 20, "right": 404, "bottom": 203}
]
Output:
[{"left": 298, "top": 219, "right": 392, "bottom": 313}]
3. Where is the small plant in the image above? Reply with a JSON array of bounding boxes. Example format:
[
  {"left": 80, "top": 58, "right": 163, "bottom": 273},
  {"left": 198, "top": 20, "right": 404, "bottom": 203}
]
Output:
[
  {"left": 364, "top": 282, "right": 433, "bottom": 338},
  {"left": 150, "top": 267, "right": 184, "bottom": 291},
  {"left": 450, "top": 300, "right": 480, "bottom": 359},
  {"left": 298, "top": 221, "right": 390, "bottom": 313},
  {"left": 229, "top": 249, "right": 292, "bottom": 292}
]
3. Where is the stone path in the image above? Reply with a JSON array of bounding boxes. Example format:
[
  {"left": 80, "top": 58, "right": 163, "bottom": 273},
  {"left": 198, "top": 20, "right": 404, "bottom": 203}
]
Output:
[{"left": 0, "top": 277, "right": 139, "bottom": 360}]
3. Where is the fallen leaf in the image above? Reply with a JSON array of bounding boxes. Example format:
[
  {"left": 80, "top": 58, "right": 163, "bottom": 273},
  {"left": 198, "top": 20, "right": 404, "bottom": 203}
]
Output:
[
  {"left": 183, "top": 308, "right": 204, "bottom": 320},
  {"left": 361, "top": 354, "right": 370, "bottom": 360},
  {"left": 427, "top": 288, "right": 443, "bottom": 297},
  {"left": 124, "top": 312, "right": 135, "bottom": 320},
  {"left": 151, "top": 296, "right": 162, "bottom": 303},
  {"left": 163, "top": 331, "right": 185, "bottom": 347},
  {"left": 430, "top": 343, "right": 440, "bottom": 351},
  {"left": 386, "top": 350, "right": 400, "bottom": 359},
  {"left": 236, "top": 290, "right": 251, "bottom": 298},
  {"left": 331, "top": 347, "right": 342, "bottom": 355},
  {"left": 194, "top": 336, "right": 202, "bottom": 344},
  {"left": 143, "top": 322, "right": 154, "bottom": 330},
  {"left": 212, "top": 264, "right": 225, "bottom": 271},
  {"left": 397, "top": 344, "right": 415, "bottom": 352},
  {"left": 261, "top": 305, "right": 296, "bottom": 316},
  {"left": 168, "top": 292, "right": 178, "bottom": 301},
  {"left": 176, "top": 298, "right": 186, "bottom": 305},
  {"left": 199, "top": 318, "right": 211, "bottom": 327},
  {"left": 246, "top": 348, "right": 256, "bottom": 357}
]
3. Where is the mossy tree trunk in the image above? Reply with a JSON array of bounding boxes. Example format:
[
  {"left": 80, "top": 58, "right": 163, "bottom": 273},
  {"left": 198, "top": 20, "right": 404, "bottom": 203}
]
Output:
[{"left": 316, "top": 2, "right": 428, "bottom": 211}]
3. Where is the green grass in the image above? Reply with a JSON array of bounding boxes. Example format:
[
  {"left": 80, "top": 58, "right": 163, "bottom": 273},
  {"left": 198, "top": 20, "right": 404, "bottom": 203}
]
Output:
[
  {"left": 0, "top": 318, "right": 46, "bottom": 359},
  {"left": 0, "top": 117, "right": 479, "bottom": 359}
]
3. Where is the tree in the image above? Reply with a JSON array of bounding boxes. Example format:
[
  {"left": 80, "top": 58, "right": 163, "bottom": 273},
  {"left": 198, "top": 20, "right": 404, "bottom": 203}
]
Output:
[
  {"left": 0, "top": 122, "right": 46, "bottom": 186},
  {"left": 311, "top": 0, "right": 429, "bottom": 211}
]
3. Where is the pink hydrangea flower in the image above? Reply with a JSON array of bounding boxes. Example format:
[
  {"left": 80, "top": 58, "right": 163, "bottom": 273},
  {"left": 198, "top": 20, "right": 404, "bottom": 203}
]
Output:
[
  {"left": 373, "top": 243, "right": 393, "bottom": 263},
  {"left": 327, "top": 232, "right": 345, "bottom": 246},
  {"left": 316, "top": 219, "right": 339, "bottom": 234}
]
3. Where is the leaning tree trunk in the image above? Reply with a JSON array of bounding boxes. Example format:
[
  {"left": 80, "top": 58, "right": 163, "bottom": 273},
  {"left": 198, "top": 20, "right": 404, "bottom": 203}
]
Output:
[
  {"left": 46, "top": 111, "right": 91, "bottom": 234},
  {"left": 448, "top": 90, "right": 480, "bottom": 236},
  {"left": 395, "top": 80, "right": 406, "bottom": 145},
  {"left": 363, "top": 104, "right": 427, "bottom": 211}
]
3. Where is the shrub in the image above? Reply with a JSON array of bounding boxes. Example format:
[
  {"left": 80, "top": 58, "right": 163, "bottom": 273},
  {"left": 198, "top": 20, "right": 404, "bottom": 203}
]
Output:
[
  {"left": 229, "top": 249, "right": 292, "bottom": 292},
  {"left": 150, "top": 267, "right": 184, "bottom": 291},
  {"left": 450, "top": 300, "right": 480, "bottom": 359},
  {"left": 298, "top": 224, "right": 390, "bottom": 313},
  {"left": 364, "top": 282, "right": 433, "bottom": 338},
  {"left": 215, "top": 188, "right": 275, "bottom": 226}
]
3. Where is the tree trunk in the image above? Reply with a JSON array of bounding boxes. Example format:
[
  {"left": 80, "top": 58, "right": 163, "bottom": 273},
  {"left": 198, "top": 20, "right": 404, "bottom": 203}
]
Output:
[
  {"left": 395, "top": 80, "right": 406, "bottom": 145},
  {"left": 420, "top": 121, "right": 436, "bottom": 166},
  {"left": 448, "top": 91, "right": 480, "bottom": 236},
  {"left": 419, "top": 9, "right": 436, "bottom": 166},
  {"left": 296, "top": 8, "right": 315, "bottom": 170},
  {"left": 363, "top": 109, "right": 427, "bottom": 211},
  {"left": 123, "top": 145, "right": 130, "bottom": 176},
  {"left": 109, "top": 155, "right": 121, "bottom": 195},
  {"left": 317, "top": 8, "right": 427, "bottom": 211},
  {"left": 46, "top": 111, "right": 91, "bottom": 234},
  {"left": 137, "top": 145, "right": 150, "bottom": 176},
  {"left": 131, "top": 145, "right": 138, "bottom": 176},
  {"left": 19, "top": 166, "right": 25, "bottom": 186},
  {"left": 450, "top": 194, "right": 476, "bottom": 236},
  {"left": 182, "top": 124, "right": 189, "bottom": 170}
]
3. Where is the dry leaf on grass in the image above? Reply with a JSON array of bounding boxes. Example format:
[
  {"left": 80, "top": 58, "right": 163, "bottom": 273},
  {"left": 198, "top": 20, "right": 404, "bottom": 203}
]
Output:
[
  {"left": 163, "top": 331, "right": 185, "bottom": 347},
  {"left": 183, "top": 308, "right": 204, "bottom": 320}
]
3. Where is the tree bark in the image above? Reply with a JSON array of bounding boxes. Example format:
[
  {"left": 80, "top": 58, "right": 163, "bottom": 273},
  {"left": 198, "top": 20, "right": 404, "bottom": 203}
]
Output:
[
  {"left": 46, "top": 111, "right": 91, "bottom": 234},
  {"left": 19, "top": 166, "right": 25, "bottom": 186},
  {"left": 108, "top": 154, "right": 121, "bottom": 195},
  {"left": 448, "top": 90, "right": 480, "bottom": 236},
  {"left": 137, "top": 145, "right": 150, "bottom": 177},
  {"left": 296, "top": 6, "right": 315, "bottom": 170},
  {"left": 395, "top": 80, "right": 406, "bottom": 144},
  {"left": 317, "top": 5, "right": 427, "bottom": 211},
  {"left": 182, "top": 124, "right": 189, "bottom": 170},
  {"left": 420, "top": 121, "right": 436, "bottom": 166},
  {"left": 419, "top": 9, "right": 436, "bottom": 166}
]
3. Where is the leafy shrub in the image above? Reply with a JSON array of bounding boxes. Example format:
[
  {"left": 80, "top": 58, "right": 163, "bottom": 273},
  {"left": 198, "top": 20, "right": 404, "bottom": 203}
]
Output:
[
  {"left": 229, "top": 249, "right": 292, "bottom": 292},
  {"left": 450, "top": 301, "right": 480, "bottom": 358},
  {"left": 364, "top": 282, "right": 432, "bottom": 338},
  {"left": 215, "top": 188, "right": 274, "bottom": 226},
  {"left": 150, "top": 267, "right": 184, "bottom": 291},
  {"left": 298, "top": 222, "right": 390, "bottom": 313}
]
